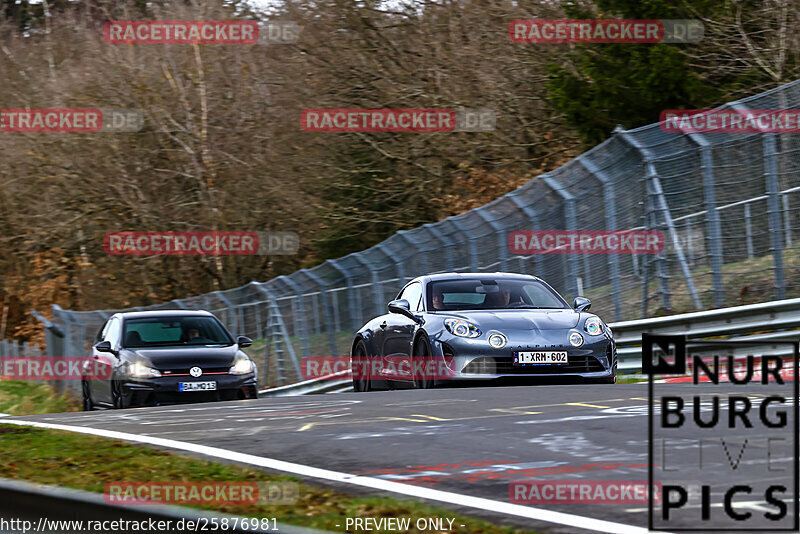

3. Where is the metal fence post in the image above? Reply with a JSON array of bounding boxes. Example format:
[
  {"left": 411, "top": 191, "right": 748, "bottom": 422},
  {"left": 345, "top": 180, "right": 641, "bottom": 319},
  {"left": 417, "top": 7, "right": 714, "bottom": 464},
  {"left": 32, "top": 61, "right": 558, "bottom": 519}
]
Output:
[
  {"left": 328, "top": 259, "right": 360, "bottom": 331},
  {"left": 541, "top": 175, "right": 580, "bottom": 299},
  {"left": 730, "top": 102, "right": 786, "bottom": 300},
  {"left": 276, "top": 275, "right": 310, "bottom": 359},
  {"left": 578, "top": 154, "right": 624, "bottom": 321},
  {"left": 617, "top": 130, "right": 702, "bottom": 311},
  {"left": 764, "top": 133, "right": 787, "bottom": 299},
  {"left": 300, "top": 269, "right": 338, "bottom": 356},
  {"left": 422, "top": 224, "right": 455, "bottom": 272},
  {"left": 352, "top": 255, "right": 383, "bottom": 317},
  {"left": 744, "top": 203, "right": 754, "bottom": 259},
  {"left": 508, "top": 192, "right": 545, "bottom": 278},
  {"left": 474, "top": 207, "right": 508, "bottom": 271},
  {"left": 698, "top": 143, "right": 725, "bottom": 307}
]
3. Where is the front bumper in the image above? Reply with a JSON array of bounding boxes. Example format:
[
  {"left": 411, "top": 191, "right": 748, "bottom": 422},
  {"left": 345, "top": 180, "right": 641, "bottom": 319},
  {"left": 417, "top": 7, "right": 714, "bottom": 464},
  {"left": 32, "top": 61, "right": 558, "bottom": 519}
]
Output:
[
  {"left": 118, "top": 373, "right": 258, "bottom": 406},
  {"left": 431, "top": 331, "right": 616, "bottom": 380}
]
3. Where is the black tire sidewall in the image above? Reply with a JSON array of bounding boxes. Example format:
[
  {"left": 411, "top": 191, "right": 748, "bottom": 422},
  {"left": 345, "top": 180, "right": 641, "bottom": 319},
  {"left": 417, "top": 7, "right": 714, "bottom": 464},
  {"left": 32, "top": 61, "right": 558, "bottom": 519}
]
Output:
[
  {"left": 352, "top": 340, "right": 371, "bottom": 392},
  {"left": 413, "top": 335, "right": 434, "bottom": 389}
]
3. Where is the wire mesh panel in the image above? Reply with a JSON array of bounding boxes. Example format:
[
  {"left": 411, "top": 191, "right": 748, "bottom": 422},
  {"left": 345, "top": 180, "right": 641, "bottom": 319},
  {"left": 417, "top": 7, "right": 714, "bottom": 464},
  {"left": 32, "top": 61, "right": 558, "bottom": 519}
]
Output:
[{"left": 43, "top": 79, "right": 800, "bottom": 385}]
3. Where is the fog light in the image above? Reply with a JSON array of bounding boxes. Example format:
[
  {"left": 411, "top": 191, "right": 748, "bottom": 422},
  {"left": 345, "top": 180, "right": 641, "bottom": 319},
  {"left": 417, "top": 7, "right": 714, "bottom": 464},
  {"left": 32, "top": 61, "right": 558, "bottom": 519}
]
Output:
[
  {"left": 569, "top": 332, "right": 584, "bottom": 347},
  {"left": 488, "top": 333, "right": 507, "bottom": 349}
]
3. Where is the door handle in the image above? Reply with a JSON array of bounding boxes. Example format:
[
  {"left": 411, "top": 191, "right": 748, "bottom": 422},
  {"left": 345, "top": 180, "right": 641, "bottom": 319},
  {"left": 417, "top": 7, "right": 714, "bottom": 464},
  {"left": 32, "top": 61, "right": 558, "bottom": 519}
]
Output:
[{"left": 379, "top": 321, "right": 387, "bottom": 329}]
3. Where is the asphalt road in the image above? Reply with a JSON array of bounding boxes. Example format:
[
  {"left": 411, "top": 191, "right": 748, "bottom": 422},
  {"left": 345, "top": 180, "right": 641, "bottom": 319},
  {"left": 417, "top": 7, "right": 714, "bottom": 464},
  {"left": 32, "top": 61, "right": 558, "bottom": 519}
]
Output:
[{"left": 8, "top": 381, "right": 798, "bottom": 533}]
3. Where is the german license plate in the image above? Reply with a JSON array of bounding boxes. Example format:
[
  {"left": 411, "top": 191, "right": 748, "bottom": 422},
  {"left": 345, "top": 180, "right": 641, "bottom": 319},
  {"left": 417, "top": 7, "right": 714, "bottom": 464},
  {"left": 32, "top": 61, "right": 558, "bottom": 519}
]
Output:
[
  {"left": 179, "top": 381, "right": 217, "bottom": 392},
  {"left": 514, "top": 351, "right": 568, "bottom": 365}
]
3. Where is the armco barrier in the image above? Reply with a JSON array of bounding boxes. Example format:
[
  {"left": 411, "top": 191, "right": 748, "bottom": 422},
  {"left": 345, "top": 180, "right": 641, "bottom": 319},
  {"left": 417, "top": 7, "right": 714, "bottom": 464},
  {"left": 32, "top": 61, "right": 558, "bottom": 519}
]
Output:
[{"left": 611, "top": 297, "right": 800, "bottom": 373}]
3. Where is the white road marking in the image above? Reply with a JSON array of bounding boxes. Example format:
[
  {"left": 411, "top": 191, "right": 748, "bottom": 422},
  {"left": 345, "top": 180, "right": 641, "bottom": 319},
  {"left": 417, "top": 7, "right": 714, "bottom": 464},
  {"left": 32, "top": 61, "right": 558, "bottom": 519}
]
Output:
[
  {"left": 0, "top": 413, "right": 8, "bottom": 417},
  {"left": 0, "top": 418, "right": 663, "bottom": 534}
]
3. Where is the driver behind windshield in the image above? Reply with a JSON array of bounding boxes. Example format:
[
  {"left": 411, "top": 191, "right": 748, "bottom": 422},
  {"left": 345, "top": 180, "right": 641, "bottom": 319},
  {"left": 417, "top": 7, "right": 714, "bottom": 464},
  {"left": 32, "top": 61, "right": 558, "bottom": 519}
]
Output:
[
  {"left": 485, "top": 287, "right": 511, "bottom": 308},
  {"left": 432, "top": 289, "right": 446, "bottom": 310}
]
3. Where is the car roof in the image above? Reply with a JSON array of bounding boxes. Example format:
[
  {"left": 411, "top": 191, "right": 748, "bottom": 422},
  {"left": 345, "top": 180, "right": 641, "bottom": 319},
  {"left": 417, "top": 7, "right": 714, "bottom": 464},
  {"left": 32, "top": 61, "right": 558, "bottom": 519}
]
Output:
[
  {"left": 112, "top": 310, "right": 216, "bottom": 320},
  {"left": 415, "top": 272, "right": 542, "bottom": 283}
]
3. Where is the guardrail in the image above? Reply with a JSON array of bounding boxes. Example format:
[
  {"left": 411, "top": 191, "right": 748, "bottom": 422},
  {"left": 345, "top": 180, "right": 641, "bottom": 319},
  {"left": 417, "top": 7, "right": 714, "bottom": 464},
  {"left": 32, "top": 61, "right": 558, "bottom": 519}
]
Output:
[
  {"left": 610, "top": 297, "right": 800, "bottom": 373},
  {"left": 259, "top": 370, "right": 351, "bottom": 397}
]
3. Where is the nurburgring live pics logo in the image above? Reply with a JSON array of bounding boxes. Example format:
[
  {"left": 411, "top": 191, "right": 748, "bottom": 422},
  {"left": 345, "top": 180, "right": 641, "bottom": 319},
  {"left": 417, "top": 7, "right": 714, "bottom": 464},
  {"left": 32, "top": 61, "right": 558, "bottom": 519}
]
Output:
[
  {"left": 645, "top": 334, "right": 799, "bottom": 531},
  {"left": 509, "top": 19, "right": 703, "bottom": 44}
]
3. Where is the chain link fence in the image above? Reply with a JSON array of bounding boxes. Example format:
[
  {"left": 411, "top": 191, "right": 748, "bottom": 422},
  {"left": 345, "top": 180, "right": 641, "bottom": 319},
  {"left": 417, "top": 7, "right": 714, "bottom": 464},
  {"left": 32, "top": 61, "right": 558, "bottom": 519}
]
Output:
[{"left": 33, "top": 79, "right": 800, "bottom": 388}]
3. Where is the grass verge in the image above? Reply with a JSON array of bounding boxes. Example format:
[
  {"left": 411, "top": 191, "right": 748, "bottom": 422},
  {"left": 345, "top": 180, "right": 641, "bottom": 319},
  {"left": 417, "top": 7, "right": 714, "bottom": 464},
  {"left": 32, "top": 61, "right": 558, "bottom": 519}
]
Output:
[
  {"left": 0, "top": 380, "right": 80, "bottom": 416},
  {"left": 0, "top": 424, "right": 535, "bottom": 534}
]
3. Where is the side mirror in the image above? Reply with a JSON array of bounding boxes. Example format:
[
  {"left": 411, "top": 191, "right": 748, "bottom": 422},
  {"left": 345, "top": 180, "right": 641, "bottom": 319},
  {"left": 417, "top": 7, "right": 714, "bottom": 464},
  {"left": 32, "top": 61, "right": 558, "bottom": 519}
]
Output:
[
  {"left": 573, "top": 297, "right": 591, "bottom": 312},
  {"left": 94, "top": 340, "right": 114, "bottom": 353},
  {"left": 388, "top": 299, "right": 421, "bottom": 323},
  {"left": 237, "top": 336, "right": 253, "bottom": 348}
]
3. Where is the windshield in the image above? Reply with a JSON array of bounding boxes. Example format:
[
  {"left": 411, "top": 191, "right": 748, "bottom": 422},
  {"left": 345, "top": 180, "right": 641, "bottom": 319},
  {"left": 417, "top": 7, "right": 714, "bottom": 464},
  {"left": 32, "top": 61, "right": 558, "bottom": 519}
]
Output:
[
  {"left": 426, "top": 278, "right": 568, "bottom": 311},
  {"left": 122, "top": 316, "right": 234, "bottom": 348}
]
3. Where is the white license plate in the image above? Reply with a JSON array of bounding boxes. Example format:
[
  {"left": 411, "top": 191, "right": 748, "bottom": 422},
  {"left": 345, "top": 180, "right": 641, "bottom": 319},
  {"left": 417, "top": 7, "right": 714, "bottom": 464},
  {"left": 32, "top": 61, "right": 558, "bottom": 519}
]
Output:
[
  {"left": 179, "top": 381, "right": 217, "bottom": 392},
  {"left": 514, "top": 351, "right": 568, "bottom": 365}
]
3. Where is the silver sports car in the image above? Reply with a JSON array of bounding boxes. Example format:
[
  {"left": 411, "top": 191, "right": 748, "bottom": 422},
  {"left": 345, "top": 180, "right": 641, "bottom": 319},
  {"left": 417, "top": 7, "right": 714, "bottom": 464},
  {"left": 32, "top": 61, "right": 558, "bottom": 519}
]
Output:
[{"left": 350, "top": 272, "right": 616, "bottom": 391}]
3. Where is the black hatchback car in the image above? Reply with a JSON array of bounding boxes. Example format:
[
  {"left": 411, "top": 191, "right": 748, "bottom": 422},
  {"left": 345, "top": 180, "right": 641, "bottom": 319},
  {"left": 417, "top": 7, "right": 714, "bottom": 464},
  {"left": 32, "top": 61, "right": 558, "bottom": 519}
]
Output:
[{"left": 82, "top": 310, "right": 258, "bottom": 409}]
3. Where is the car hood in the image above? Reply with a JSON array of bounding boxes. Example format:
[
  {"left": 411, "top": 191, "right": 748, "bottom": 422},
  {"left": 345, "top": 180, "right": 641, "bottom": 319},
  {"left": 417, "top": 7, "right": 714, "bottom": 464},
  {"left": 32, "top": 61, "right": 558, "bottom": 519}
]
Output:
[
  {"left": 124, "top": 344, "right": 239, "bottom": 370},
  {"left": 446, "top": 309, "right": 580, "bottom": 331}
]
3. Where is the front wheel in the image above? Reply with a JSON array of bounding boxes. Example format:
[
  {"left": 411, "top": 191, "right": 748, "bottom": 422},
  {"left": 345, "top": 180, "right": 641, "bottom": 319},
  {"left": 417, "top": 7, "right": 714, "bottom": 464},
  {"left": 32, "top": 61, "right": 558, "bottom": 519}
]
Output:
[
  {"left": 111, "top": 380, "right": 129, "bottom": 409},
  {"left": 412, "top": 336, "right": 434, "bottom": 390},
  {"left": 81, "top": 380, "right": 94, "bottom": 411},
  {"left": 352, "top": 340, "right": 371, "bottom": 393}
]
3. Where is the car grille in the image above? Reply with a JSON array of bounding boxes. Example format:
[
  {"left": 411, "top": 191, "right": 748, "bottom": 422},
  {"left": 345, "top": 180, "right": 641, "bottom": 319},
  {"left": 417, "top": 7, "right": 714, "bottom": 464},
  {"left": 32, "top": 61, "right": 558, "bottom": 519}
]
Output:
[
  {"left": 462, "top": 355, "right": 605, "bottom": 375},
  {"left": 161, "top": 366, "right": 230, "bottom": 376}
]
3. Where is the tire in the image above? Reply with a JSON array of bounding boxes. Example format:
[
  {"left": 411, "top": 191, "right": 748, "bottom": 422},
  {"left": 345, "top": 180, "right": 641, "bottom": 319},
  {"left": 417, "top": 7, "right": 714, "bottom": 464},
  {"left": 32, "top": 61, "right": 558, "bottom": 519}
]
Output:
[
  {"left": 412, "top": 335, "right": 434, "bottom": 390},
  {"left": 352, "top": 340, "right": 371, "bottom": 393},
  {"left": 111, "top": 380, "right": 129, "bottom": 409},
  {"left": 81, "top": 380, "right": 94, "bottom": 411}
]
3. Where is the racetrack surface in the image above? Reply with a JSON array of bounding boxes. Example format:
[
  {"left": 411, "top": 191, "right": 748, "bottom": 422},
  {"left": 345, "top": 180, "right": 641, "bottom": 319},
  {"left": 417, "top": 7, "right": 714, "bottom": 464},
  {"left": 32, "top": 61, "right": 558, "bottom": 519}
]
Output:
[{"left": 8, "top": 382, "right": 796, "bottom": 533}]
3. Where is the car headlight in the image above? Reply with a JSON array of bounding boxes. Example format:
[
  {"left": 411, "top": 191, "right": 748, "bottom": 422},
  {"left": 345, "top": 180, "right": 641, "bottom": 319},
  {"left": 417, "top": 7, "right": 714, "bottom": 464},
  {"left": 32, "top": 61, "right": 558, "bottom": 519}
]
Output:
[
  {"left": 230, "top": 356, "right": 254, "bottom": 375},
  {"left": 569, "top": 332, "right": 584, "bottom": 347},
  {"left": 584, "top": 317, "right": 605, "bottom": 336},
  {"left": 488, "top": 333, "right": 507, "bottom": 349},
  {"left": 444, "top": 318, "right": 482, "bottom": 338},
  {"left": 128, "top": 362, "right": 161, "bottom": 378}
]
